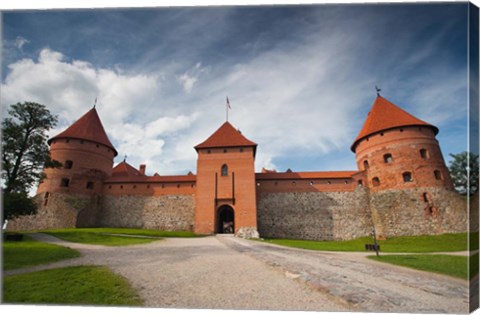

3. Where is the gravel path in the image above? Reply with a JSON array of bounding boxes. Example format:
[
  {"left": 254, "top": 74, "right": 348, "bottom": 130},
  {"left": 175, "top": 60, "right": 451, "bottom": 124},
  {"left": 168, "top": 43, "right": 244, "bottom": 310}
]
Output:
[{"left": 5, "top": 233, "right": 469, "bottom": 313}]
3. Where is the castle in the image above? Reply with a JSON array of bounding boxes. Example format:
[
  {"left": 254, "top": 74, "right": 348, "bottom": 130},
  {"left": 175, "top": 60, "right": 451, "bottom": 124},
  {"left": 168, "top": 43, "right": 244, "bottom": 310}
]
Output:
[{"left": 8, "top": 96, "right": 468, "bottom": 240}]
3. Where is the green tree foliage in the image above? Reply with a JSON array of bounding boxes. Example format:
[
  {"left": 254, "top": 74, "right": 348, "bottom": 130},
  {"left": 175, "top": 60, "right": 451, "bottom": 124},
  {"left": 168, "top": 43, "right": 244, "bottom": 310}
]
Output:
[
  {"left": 448, "top": 151, "right": 479, "bottom": 195},
  {"left": 2, "top": 102, "right": 60, "bottom": 220}
]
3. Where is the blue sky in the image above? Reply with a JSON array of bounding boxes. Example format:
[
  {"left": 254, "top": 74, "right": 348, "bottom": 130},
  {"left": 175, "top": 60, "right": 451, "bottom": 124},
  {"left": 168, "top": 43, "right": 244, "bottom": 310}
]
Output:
[{"left": 1, "top": 2, "right": 472, "bottom": 176}]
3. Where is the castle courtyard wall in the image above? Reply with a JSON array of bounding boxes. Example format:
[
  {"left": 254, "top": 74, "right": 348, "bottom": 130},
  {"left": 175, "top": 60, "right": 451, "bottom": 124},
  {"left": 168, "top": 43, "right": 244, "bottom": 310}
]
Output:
[
  {"left": 256, "top": 187, "right": 372, "bottom": 241},
  {"left": 99, "top": 194, "right": 195, "bottom": 231},
  {"left": 369, "top": 187, "right": 468, "bottom": 238},
  {"left": 7, "top": 192, "right": 99, "bottom": 231}
]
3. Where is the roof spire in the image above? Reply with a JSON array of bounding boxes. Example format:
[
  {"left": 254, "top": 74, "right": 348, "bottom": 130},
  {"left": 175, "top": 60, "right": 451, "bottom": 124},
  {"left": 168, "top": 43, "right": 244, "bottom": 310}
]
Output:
[
  {"left": 375, "top": 86, "right": 381, "bottom": 97},
  {"left": 93, "top": 97, "right": 97, "bottom": 108},
  {"left": 124, "top": 154, "right": 127, "bottom": 162}
]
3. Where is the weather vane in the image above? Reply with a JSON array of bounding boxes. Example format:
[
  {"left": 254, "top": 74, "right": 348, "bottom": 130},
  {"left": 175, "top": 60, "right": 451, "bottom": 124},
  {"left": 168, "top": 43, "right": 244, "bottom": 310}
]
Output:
[
  {"left": 375, "top": 86, "right": 381, "bottom": 97},
  {"left": 93, "top": 97, "right": 97, "bottom": 108},
  {"left": 124, "top": 155, "right": 127, "bottom": 162}
]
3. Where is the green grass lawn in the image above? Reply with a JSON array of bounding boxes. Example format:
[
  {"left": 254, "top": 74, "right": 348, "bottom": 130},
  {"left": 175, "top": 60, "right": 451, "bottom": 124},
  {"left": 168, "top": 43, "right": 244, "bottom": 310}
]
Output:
[
  {"left": 3, "top": 265, "right": 143, "bottom": 306},
  {"left": 3, "top": 235, "right": 80, "bottom": 270},
  {"left": 368, "top": 254, "right": 469, "bottom": 280},
  {"left": 41, "top": 228, "right": 202, "bottom": 246},
  {"left": 260, "top": 233, "right": 468, "bottom": 253}
]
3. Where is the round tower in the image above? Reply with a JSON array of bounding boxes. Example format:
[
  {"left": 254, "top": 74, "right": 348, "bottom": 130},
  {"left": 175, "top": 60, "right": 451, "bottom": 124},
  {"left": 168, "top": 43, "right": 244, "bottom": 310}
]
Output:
[
  {"left": 37, "top": 107, "right": 117, "bottom": 197},
  {"left": 349, "top": 96, "right": 468, "bottom": 238},
  {"left": 351, "top": 96, "right": 453, "bottom": 192}
]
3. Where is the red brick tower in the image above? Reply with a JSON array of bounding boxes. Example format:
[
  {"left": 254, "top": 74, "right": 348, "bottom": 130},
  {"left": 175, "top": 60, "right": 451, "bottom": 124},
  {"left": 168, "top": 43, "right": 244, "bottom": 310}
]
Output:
[
  {"left": 35, "top": 107, "right": 117, "bottom": 227},
  {"left": 194, "top": 122, "right": 259, "bottom": 237},
  {"left": 351, "top": 96, "right": 463, "bottom": 238},
  {"left": 351, "top": 96, "right": 453, "bottom": 192}
]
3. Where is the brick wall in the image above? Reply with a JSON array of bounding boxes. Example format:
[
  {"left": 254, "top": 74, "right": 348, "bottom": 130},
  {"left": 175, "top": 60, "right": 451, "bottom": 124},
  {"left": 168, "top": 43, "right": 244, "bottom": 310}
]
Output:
[
  {"left": 257, "top": 187, "right": 372, "bottom": 240},
  {"left": 99, "top": 195, "right": 195, "bottom": 231},
  {"left": 369, "top": 187, "right": 468, "bottom": 238},
  {"left": 7, "top": 192, "right": 97, "bottom": 231}
]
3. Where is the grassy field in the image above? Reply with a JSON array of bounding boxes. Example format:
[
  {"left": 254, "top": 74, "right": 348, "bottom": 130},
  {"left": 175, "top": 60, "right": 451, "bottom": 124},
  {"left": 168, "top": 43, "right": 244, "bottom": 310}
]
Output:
[
  {"left": 42, "top": 228, "right": 202, "bottom": 246},
  {"left": 260, "top": 233, "right": 469, "bottom": 253},
  {"left": 3, "top": 235, "right": 80, "bottom": 270},
  {"left": 3, "top": 265, "right": 143, "bottom": 306},
  {"left": 368, "top": 254, "right": 469, "bottom": 280}
]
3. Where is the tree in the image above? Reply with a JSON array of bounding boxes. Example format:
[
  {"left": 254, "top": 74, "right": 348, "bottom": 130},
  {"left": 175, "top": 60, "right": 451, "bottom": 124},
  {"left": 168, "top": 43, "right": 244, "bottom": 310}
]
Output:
[
  {"left": 2, "top": 102, "right": 60, "bottom": 220},
  {"left": 448, "top": 151, "right": 479, "bottom": 195}
]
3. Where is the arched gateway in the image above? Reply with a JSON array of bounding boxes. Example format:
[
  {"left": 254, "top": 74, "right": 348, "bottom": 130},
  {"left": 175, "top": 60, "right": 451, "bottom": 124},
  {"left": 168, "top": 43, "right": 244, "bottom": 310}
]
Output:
[{"left": 217, "top": 205, "right": 235, "bottom": 233}]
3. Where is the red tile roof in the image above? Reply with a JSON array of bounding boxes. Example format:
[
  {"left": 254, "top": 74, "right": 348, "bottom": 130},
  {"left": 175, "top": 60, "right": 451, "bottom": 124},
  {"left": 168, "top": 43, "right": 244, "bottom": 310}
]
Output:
[
  {"left": 194, "top": 122, "right": 257, "bottom": 153},
  {"left": 256, "top": 171, "right": 357, "bottom": 180},
  {"left": 48, "top": 108, "right": 117, "bottom": 156},
  {"left": 351, "top": 96, "right": 438, "bottom": 152},
  {"left": 111, "top": 161, "right": 145, "bottom": 177},
  {"left": 105, "top": 172, "right": 196, "bottom": 184}
]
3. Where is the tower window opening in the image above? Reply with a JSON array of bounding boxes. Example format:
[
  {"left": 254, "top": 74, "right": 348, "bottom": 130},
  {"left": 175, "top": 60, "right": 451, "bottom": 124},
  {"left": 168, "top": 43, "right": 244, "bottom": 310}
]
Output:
[
  {"left": 403, "top": 172, "right": 413, "bottom": 182},
  {"left": 372, "top": 177, "right": 380, "bottom": 187},
  {"left": 434, "top": 170, "right": 443, "bottom": 180},
  {"left": 383, "top": 154, "right": 393, "bottom": 164},
  {"left": 358, "top": 180, "right": 363, "bottom": 187},
  {"left": 86, "top": 182, "right": 94, "bottom": 189},
  {"left": 64, "top": 160, "right": 73, "bottom": 169},
  {"left": 422, "top": 192, "right": 429, "bottom": 203},
  {"left": 363, "top": 160, "right": 369, "bottom": 170},
  {"left": 60, "top": 178, "right": 70, "bottom": 187},
  {"left": 420, "top": 149, "right": 429, "bottom": 159},
  {"left": 44, "top": 192, "right": 50, "bottom": 206},
  {"left": 221, "top": 164, "right": 228, "bottom": 177}
]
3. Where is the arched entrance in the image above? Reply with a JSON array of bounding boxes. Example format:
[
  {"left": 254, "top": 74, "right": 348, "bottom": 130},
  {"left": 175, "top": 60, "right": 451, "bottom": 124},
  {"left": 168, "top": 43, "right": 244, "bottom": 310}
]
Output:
[{"left": 217, "top": 205, "right": 235, "bottom": 234}]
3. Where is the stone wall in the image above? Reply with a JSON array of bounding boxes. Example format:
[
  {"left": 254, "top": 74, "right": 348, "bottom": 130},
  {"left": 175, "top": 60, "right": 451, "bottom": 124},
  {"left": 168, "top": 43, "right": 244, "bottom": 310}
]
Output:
[
  {"left": 257, "top": 187, "right": 372, "bottom": 240},
  {"left": 7, "top": 192, "right": 97, "bottom": 231},
  {"left": 369, "top": 188, "right": 468, "bottom": 238},
  {"left": 99, "top": 194, "right": 195, "bottom": 231}
]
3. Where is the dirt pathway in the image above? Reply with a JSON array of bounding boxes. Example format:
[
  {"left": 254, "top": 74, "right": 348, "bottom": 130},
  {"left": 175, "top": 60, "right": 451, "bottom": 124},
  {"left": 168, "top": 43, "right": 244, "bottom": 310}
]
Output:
[{"left": 5, "top": 233, "right": 469, "bottom": 313}]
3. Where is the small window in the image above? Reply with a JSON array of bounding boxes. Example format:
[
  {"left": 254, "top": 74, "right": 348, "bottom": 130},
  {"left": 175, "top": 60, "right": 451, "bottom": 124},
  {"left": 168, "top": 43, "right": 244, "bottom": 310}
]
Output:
[
  {"left": 221, "top": 164, "right": 228, "bottom": 177},
  {"left": 133, "top": 185, "right": 137, "bottom": 189},
  {"left": 372, "top": 177, "right": 380, "bottom": 187},
  {"left": 60, "top": 178, "right": 70, "bottom": 187},
  {"left": 383, "top": 154, "right": 393, "bottom": 164},
  {"left": 66, "top": 139, "right": 70, "bottom": 143},
  {"left": 147, "top": 185, "right": 151, "bottom": 188},
  {"left": 309, "top": 181, "right": 314, "bottom": 186},
  {"left": 380, "top": 132, "right": 384, "bottom": 136},
  {"left": 86, "top": 182, "right": 94, "bottom": 189},
  {"left": 292, "top": 181, "right": 296, "bottom": 186},
  {"left": 403, "top": 172, "right": 413, "bottom": 182},
  {"left": 420, "top": 149, "right": 429, "bottom": 159},
  {"left": 177, "top": 184, "right": 180, "bottom": 188},
  {"left": 327, "top": 181, "right": 331, "bottom": 184},
  {"left": 363, "top": 160, "right": 369, "bottom": 170},
  {"left": 422, "top": 192, "right": 429, "bottom": 203},
  {"left": 434, "top": 170, "right": 443, "bottom": 180},
  {"left": 240, "top": 148, "right": 244, "bottom": 152},
  {"left": 64, "top": 160, "right": 73, "bottom": 169},
  {"left": 223, "top": 149, "right": 227, "bottom": 153},
  {"left": 96, "top": 144, "right": 99, "bottom": 148},
  {"left": 120, "top": 185, "right": 123, "bottom": 189},
  {"left": 207, "top": 150, "right": 211, "bottom": 154},
  {"left": 358, "top": 180, "right": 363, "bottom": 187},
  {"left": 44, "top": 192, "right": 50, "bottom": 206},
  {"left": 400, "top": 128, "right": 404, "bottom": 132},
  {"left": 108, "top": 185, "right": 112, "bottom": 189},
  {"left": 344, "top": 180, "right": 348, "bottom": 184}
]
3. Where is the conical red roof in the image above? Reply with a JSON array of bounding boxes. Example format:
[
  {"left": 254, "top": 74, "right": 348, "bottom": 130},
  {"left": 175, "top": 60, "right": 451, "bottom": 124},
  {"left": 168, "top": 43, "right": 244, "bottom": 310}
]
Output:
[
  {"left": 351, "top": 96, "right": 438, "bottom": 152},
  {"left": 111, "top": 161, "right": 145, "bottom": 177},
  {"left": 48, "top": 107, "right": 117, "bottom": 156},
  {"left": 195, "top": 122, "right": 257, "bottom": 153}
]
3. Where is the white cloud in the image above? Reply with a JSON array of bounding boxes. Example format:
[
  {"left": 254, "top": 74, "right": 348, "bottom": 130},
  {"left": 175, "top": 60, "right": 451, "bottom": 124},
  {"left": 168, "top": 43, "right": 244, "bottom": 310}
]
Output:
[
  {"left": 14, "top": 36, "right": 30, "bottom": 50},
  {"left": 178, "top": 73, "right": 197, "bottom": 93}
]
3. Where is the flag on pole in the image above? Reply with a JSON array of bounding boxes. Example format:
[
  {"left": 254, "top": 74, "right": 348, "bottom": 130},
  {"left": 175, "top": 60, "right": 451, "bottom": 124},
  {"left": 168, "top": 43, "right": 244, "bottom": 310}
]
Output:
[{"left": 226, "top": 96, "right": 231, "bottom": 109}]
